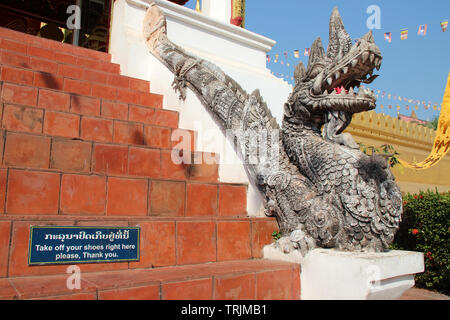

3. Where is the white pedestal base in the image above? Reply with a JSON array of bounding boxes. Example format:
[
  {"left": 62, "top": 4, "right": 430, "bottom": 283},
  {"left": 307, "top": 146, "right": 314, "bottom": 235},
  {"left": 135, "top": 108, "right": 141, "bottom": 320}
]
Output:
[{"left": 263, "top": 244, "right": 424, "bottom": 300}]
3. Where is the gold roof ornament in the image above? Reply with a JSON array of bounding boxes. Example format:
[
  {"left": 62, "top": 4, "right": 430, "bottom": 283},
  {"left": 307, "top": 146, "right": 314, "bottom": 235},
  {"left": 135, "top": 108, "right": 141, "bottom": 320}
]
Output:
[
  {"left": 230, "top": 0, "right": 245, "bottom": 28},
  {"left": 398, "top": 71, "right": 450, "bottom": 169}
]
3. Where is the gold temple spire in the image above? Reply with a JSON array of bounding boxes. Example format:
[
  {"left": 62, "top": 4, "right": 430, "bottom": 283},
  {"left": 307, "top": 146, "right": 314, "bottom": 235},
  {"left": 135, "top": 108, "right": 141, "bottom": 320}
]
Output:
[{"left": 195, "top": 0, "right": 201, "bottom": 12}]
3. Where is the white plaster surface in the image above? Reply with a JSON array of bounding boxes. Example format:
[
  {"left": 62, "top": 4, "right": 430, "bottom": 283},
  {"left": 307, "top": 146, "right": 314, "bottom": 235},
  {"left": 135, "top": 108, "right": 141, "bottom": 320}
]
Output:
[
  {"left": 263, "top": 244, "right": 425, "bottom": 300},
  {"left": 110, "top": 0, "right": 292, "bottom": 217}
]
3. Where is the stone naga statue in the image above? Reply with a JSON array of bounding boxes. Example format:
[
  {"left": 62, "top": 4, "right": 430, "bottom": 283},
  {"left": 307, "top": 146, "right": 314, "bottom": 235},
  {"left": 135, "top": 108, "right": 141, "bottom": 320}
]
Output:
[{"left": 143, "top": 2, "right": 403, "bottom": 255}]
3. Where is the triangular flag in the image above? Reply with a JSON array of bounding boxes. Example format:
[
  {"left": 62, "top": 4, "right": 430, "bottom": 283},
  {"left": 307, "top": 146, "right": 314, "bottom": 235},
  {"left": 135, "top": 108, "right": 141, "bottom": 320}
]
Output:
[
  {"left": 266, "top": 54, "right": 270, "bottom": 63},
  {"left": 304, "top": 48, "right": 310, "bottom": 56},
  {"left": 294, "top": 50, "right": 300, "bottom": 58},
  {"left": 441, "top": 20, "right": 448, "bottom": 32},
  {"left": 284, "top": 52, "right": 288, "bottom": 59},
  {"left": 417, "top": 24, "right": 427, "bottom": 36},
  {"left": 384, "top": 32, "right": 392, "bottom": 43}
]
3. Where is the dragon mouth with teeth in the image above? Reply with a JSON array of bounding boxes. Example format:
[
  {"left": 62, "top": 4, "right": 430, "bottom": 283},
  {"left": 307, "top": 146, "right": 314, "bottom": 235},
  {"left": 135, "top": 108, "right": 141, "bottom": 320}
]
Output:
[
  {"left": 310, "top": 35, "right": 382, "bottom": 113},
  {"left": 288, "top": 8, "right": 383, "bottom": 138}
]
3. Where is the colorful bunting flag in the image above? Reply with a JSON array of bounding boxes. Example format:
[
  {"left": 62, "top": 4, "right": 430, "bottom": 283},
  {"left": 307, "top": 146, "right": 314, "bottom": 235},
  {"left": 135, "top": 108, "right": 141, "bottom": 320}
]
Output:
[
  {"left": 441, "top": 20, "right": 448, "bottom": 32},
  {"left": 266, "top": 54, "right": 270, "bottom": 63},
  {"left": 304, "top": 48, "right": 310, "bottom": 56},
  {"left": 284, "top": 52, "right": 288, "bottom": 59},
  {"left": 417, "top": 24, "right": 427, "bottom": 36},
  {"left": 294, "top": 50, "right": 300, "bottom": 58},
  {"left": 384, "top": 32, "right": 392, "bottom": 43},
  {"left": 400, "top": 29, "right": 408, "bottom": 40}
]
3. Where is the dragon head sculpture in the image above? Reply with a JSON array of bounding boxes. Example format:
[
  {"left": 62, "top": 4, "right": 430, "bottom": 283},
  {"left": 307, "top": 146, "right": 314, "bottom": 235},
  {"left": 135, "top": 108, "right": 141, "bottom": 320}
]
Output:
[{"left": 285, "top": 8, "right": 382, "bottom": 145}]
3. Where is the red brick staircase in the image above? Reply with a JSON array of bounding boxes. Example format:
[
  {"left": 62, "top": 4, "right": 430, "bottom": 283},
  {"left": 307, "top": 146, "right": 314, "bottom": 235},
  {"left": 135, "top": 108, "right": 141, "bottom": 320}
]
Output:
[{"left": 0, "top": 27, "right": 300, "bottom": 300}]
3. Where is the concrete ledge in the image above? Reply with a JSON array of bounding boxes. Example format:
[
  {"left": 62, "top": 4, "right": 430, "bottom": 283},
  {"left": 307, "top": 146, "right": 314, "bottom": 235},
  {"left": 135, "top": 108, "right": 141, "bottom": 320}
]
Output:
[{"left": 264, "top": 244, "right": 424, "bottom": 300}]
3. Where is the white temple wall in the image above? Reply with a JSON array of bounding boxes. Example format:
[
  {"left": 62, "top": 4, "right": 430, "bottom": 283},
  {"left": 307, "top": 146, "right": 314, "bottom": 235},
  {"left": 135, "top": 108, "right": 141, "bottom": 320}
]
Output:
[{"left": 109, "top": 0, "right": 292, "bottom": 216}]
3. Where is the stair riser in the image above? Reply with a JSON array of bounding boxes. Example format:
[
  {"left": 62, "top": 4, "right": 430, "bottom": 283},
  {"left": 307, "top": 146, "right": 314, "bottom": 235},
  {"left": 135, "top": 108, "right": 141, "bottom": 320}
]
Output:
[
  {"left": 0, "top": 259, "right": 299, "bottom": 300},
  {"left": 0, "top": 218, "right": 278, "bottom": 278}
]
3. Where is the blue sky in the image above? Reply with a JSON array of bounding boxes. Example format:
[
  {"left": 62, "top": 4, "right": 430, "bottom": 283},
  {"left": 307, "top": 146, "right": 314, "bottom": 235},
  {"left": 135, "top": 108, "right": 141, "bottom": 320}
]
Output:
[{"left": 184, "top": 0, "right": 449, "bottom": 121}]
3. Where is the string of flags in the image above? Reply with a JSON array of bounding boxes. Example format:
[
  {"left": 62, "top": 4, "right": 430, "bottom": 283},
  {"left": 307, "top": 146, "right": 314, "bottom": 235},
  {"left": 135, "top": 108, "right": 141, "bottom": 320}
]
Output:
[
  {"left": 265, "top": 18, "right": 447, "bottom": 113},
  {"left": 383, "top": 20, "right": 447, "bottom": 41},
  {"left": 267, "top": 18, "right": 447, "bottom": 63},
  {"left": 362, "top": 88, "right": 441, "bottom": 112}
]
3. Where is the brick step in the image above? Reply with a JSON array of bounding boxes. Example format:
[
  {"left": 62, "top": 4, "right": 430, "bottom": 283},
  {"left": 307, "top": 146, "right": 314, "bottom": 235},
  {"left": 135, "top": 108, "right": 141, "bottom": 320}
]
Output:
[
  {"left": 0, "top": 27, "right": 112, "bottom": 63},
  {"left": 0, "top": 28, "right": 152, "bottom": 94},
  {"left": 0, "top": 30, "right": 153, "bottom": 102},
  {"left": 0, "top": 73, "right": 158, "bottom": 107},
  {"left": 0, "top": 64, "right": 150, "bottom": 94},
  {"left": 1, "top": 132, "right": 212, "bottom": 181},
  {"left": 0, "top": 48, "right": 120, "bottom": 79},
  {"left": 0, "top": 92, "right": 178, "bottom": 140},
  {"left": 0, "top": 26, "right": 114, "bottom": 64},
  {"left": 0, "top": 259, "right": 300, "bottom": 300},
  {"left": 0, "top": 168, "right": 246, "bottom": 217},
  {"left": 0, "top": 216, "right": 279, "bottom": 278}
]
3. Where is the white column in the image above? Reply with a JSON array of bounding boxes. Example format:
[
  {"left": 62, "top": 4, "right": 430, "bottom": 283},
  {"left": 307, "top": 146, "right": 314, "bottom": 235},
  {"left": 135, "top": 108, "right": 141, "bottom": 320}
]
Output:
[{"left": 201, "top": 0, "right": 231, "bottom": 24}]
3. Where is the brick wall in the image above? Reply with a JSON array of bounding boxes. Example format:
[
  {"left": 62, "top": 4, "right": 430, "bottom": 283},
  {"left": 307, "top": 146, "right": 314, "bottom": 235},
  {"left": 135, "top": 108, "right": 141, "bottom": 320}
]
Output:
[{"left": 0, "top": 27, "right": 281, "bottom": 284}]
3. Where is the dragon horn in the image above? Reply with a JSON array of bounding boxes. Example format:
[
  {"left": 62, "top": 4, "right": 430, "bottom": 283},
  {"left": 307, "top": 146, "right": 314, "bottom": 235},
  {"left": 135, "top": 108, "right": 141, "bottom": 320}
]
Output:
[
  {"left": 294, "top": 61, "right": 306, "bottom": 83},
  {"left": 307, "top": 37, "right": 325, "bottom": 67},
  {"left": 327, "top": 7, "right": 352, "bottom": 60},
  {"left": 360, "top": 30, "right": 375, "bottom": 43}
]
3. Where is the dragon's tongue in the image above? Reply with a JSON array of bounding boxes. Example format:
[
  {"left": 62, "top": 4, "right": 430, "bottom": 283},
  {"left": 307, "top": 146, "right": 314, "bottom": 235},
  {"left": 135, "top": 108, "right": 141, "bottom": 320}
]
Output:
[{"left": 334, "top": 86, "right": 347, "bottom": 94}]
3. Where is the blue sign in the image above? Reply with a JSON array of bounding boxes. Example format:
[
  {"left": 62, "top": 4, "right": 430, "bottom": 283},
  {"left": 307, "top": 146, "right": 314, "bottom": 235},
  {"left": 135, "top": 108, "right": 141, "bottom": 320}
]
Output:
[{"left": 28, "top": 226, "right": 140, "bottom": 265}]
